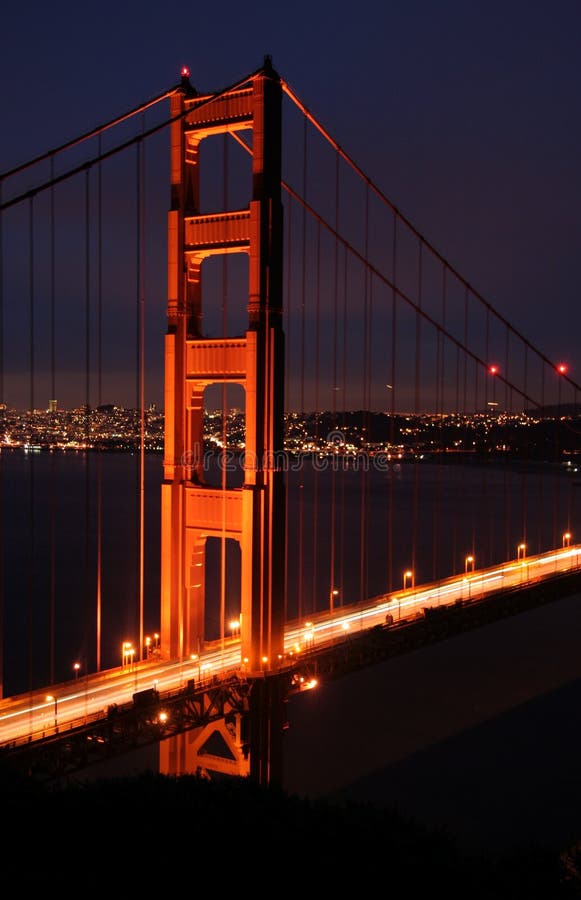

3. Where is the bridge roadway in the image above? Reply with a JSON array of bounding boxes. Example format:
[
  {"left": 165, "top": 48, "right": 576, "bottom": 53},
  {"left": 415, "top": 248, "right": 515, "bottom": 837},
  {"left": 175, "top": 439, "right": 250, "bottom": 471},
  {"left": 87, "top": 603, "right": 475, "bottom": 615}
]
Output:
[{"left": 0, "top": 544, "right": 579, "bottom": 748}]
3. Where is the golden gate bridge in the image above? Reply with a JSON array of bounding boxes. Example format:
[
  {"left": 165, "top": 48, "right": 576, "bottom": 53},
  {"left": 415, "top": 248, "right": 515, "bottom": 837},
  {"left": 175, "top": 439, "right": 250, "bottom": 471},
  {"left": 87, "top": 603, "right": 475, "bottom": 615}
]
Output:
[{"left": 1, "top": 57, "right": 580, "bottom": 784}]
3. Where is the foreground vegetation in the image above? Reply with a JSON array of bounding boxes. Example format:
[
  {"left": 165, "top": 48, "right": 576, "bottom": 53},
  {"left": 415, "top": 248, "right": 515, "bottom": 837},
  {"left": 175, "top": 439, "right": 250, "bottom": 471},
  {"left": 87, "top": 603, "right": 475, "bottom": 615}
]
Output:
[{"left": 1, "top": 767, "right": 581, "bottom": 896}]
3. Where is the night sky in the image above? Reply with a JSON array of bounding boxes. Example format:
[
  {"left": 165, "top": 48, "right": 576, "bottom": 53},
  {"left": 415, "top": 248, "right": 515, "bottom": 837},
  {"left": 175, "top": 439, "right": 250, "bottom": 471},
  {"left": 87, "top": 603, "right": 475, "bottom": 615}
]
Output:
[{"left": 2, "top": 1, "right": 581, "bottom": 408}]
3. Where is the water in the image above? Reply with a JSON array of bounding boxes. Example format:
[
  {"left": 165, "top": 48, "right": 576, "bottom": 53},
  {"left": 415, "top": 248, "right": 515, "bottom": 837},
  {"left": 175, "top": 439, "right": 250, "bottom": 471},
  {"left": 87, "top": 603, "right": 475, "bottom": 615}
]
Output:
[
  {"left": 283, "top": 590, "right": 581, "bottom": 854},
  {"left": 0, "top": 448, "right": 576, "bottom": 696}
]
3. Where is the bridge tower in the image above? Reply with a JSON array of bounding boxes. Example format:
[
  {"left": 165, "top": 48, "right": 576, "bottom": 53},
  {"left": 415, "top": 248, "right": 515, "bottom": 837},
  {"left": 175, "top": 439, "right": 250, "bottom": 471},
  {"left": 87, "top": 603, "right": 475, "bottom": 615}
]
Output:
[{"left": 160, "top": 58, "right": 286, "bottom": 680}]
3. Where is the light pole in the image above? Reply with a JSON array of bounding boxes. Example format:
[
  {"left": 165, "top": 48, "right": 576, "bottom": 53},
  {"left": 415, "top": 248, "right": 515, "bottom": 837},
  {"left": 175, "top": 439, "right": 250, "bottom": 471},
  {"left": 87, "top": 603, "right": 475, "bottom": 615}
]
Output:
[
  {"left": 330, "top": 588, "right": 339, "bottom": 613},
  {"left": 563, "top": 531, "right": 572, "bottom": 548},
  {"left": 45, "top": 694, "right": 57, "bottom": 731},
  {"left": 465, "top": 555, "right": 475, "bottom": 574},
  {"left": 517, "top": 543, "right": 526, "bottom": 561},
  {"left": 403, "top": 570, "right": 414, "bottom": 591},
  {"left": 122, "top": 641, "right": 136, "bottom": 669},
  {"left": 73, "top": 662, "right": 80, "bottom": 680},
  {"left": 229, "top": 619, "right": 241, "bottom": 639}
]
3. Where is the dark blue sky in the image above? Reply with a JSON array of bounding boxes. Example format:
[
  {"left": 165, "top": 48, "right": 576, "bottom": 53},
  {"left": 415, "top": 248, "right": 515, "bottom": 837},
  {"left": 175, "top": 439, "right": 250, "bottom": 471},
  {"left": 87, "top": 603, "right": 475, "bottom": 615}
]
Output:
[{"left": 2, "top": 0, "right": 581, "bottom": 408}]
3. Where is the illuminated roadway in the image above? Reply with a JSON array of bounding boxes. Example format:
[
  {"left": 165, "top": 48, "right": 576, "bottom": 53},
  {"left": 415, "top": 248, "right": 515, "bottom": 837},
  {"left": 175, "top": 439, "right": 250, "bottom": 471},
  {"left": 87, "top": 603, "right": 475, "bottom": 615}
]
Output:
[{"left": 1, "top": 544, "right": 579, "bottom": 748}]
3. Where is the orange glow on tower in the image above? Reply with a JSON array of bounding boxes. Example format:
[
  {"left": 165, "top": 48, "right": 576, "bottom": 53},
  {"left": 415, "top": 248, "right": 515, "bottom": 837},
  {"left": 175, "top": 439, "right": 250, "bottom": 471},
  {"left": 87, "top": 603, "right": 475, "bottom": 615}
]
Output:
[{"left": 160, "top": 58, "right": 285, "bottom": 675}]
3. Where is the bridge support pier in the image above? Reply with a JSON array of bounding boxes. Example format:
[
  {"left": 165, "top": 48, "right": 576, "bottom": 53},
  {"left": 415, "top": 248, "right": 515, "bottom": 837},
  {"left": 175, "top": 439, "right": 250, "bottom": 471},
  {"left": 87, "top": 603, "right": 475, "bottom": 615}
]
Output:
[
  {"left": 158, "top": 672, "right": 289, "bottom": 786},
  {"left": 247, "top": 674, "right": 288, "bottom": 787}
]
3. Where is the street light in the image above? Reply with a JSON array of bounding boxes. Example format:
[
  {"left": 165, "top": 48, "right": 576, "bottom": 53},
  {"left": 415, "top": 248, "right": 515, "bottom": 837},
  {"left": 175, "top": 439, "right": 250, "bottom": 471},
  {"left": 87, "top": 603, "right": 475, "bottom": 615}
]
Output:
[
  {"left": 563, "top": 532, "right": 572, "bottom": 548},
  {"left": 403, "top": 570, "right": 414, "bottom": 590},
  {"left": 45, "top": 694, "right": 57, "bottom": 731},
  {"left": 229, "top": 619, "right": 241, "bottom": 638},
  {"left": 73, "top": 662, "right": 80, "bottom": 680},
  {"left": 517, "top": 543, "right": 526, "bottom": 561},
  {"left": 465, "top": 555, "right": 475, "bottom": 574},
  {"left": 122, "top": 641, "right": 134, "bottom": 668},
  {"left": 330, "top": 588, "right": 339, "bottom": 613}
]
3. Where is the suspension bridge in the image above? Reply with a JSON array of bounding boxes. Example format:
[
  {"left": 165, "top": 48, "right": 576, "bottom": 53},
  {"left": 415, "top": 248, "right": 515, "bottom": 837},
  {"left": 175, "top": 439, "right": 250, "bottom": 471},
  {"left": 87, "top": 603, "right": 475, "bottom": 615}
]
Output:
[{"left": 1, "top": 57, "right": 580, "bottom": 785}]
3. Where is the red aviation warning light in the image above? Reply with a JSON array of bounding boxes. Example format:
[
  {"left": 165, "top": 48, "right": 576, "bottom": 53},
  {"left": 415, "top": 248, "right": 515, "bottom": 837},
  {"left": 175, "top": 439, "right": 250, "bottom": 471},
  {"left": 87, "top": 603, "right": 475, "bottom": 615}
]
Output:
[
  {"left": 181, "top": 65, "right": 191, "bottom": 78},
  {"left": 557, "top": 362, "right": 568, "bottom": 375},
  {"left": 488, "top": 364, "right": 499, "bottom": 375}
]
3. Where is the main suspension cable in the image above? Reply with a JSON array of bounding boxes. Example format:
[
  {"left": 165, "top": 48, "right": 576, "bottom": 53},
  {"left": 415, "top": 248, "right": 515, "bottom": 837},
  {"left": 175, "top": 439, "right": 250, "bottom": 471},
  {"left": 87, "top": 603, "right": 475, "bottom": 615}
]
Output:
[
  {"left": 0, "top": 87, "right": 177, "bottom": 181},
  {"left": 281, "top": 79, "right": 576, "bottom": 393},
  {"left": 1, "top": 63, "right": 268, "bottom": 213}
]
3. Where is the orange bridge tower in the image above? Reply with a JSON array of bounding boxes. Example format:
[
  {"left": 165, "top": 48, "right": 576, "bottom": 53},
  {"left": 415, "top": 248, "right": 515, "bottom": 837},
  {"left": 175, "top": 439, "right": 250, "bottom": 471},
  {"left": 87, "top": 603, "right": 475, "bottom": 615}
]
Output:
[{"left": 160, "top": 58, "right": 286, "bottom": 679}]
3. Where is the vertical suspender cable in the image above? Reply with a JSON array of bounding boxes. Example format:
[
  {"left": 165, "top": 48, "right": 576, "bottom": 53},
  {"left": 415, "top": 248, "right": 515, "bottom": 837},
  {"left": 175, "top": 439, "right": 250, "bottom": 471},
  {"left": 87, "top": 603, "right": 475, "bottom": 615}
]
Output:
[
  {"left": 96, "top": 133, "right": 103, "bottom": 671},
  {"left": 133, "top": 142, "right": 140, "bottom": 657},
  {"left": 284, "top": 201, "right": 292, "bottom": 620},
  {"left": 359, "top": 186, "right": 370, "bottom": 604},
  {"left": 412, "top": 243, "right": 422, "bottom": 582},
  {"left": 439, "top": 269, "right": 447, "bottom": 578},
  {"left": 464, "top": 287, "right": 475, "bottom": 557},
  {"left": 433, "top": 268, "right": 445, "bottom": 580},
  {"left": 298, "top": 117, "right": 307, "bottom": 621},
  {"left": 138, "top": 122, "right": 146, "bottom": 661},
  {"left": 521, "top": 344, "right": 528, "bottom": 548},
  {"left": 554, "top": 363, "right": 562, "bottom": 551},
  {"left": 473, "top": 357, "right": 479, "bottom": 560},
  {"left": 569, "top": 386, "right": 577, "bottom": 534},
  {"left": 484, "top": 307, "right": 491, "bottom": 563},
  {"left": 453, "top": 284, "right": 461, "bottom": 573},
  {"left": 329, "top": 153, "right": 340, "bottom": 612},
  {"left": 84, "top": 169, "right": 91, "bottom": 671},
  {"left": 503, "top": 325, "right": 511, "bottom": 560},
  {"left": 363, "top": 272, "right": 375, "bottom": 599},
  {"left": 312, "top": 221, "right": 321, "bottom": 611},
  {"left": 537, "top": 362, "right": 546, "bottom": 552},
  {"left": 49, "top": 157, "right": 56, "bottom": 683},
  {"left": 28, "top": 197, "right": 35, "bottom": 699},
  {"left": 388, "top": 213, "right": 397, "bottom": 593}
]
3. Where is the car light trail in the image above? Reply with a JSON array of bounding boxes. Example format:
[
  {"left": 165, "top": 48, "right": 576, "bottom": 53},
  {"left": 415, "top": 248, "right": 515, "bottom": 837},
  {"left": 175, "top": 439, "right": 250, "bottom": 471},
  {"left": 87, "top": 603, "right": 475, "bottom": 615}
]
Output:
[{"left": 0, "top": 543, "right": 579, "bottom": 747}]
